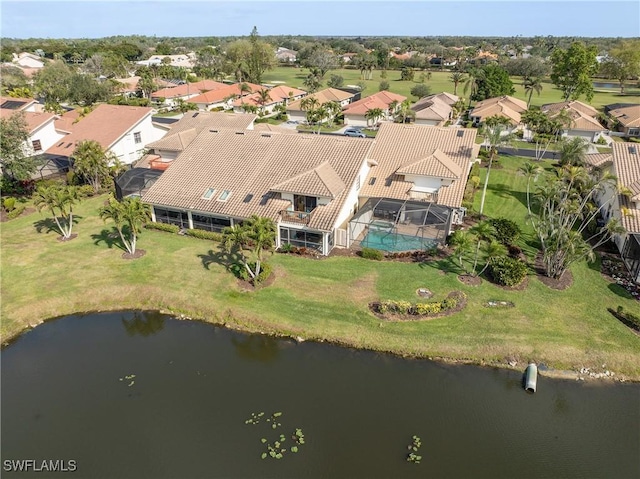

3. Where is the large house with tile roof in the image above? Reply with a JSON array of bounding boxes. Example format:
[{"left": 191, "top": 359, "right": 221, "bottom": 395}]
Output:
[
  {"left": 187, "top": 82, "right": 262, "bottom": 111},
  {"left": 232, "top": 85, "right": 306, "bottom": 116},
  {"left": 141, "top": 122, "right": 478, "bottom": 255},
  {"left": 541, "top": 100, "right": 608, "bottom": 143},
  {"left": 411, "top": 92, "right": 460, "bottom": 127},
  {"left": 46, "top": 104, "right": 168, "bottom": 165},
  {"left": 286, "top": 88, "right": 357, "bottom": 123},
  {"left": 151, "top": 80, "right": 228, "bottom": 109},
  {"left": 469, "top": 95, "right": 527, "bottom": 130},
  {"left": 342, "top": 91, "right": 406, "bottom": 127}
]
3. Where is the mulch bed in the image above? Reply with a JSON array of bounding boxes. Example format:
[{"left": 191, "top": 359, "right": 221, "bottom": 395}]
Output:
[
  {"left": 369, "top": 291, "right": 467, "bottom": 322},
  {"left": 237, "top": 272, "right": 277, "bottom": 291},
  {"left": 457, "top": 274, "right": 482, "bottom": 286},
  {"left": 57, "top": 233, "right": 78, "bottom": 242},
  {"left": 534, "top": 252, "right": 573, "bottom": 290},
  {"left": 122, "top": 249, "right": 146, "bottom": 260},
  {"left": 0, "top": 207, "right": 35, "bottom": 222}
]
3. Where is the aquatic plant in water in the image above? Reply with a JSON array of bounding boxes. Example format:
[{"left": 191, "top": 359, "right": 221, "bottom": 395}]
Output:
[
  {"left": 407, "top": 435, "right": 422, "bottom": 464},
  {"left": 244, "top": 410, "right": 306, "bottom": 459},
  {"left": 245, "top": 412, "right": 265, "bottom": 425},
  {"left": 118, "top": 374, "right": 136, "bottom": 387}
]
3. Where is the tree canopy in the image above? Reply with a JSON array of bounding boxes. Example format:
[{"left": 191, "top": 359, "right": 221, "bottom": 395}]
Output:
[
  {"left": 472, "top": 64, "right": 515, "bottom": 101},
  {"left": 0, "top": 112, "right": 41, "bottom": 180},
  {"left": 550, "top": 41, "right": 599, "bottom": 102}
]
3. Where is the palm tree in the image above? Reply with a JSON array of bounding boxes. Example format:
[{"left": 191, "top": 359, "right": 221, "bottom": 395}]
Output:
[
  {"left": 222, "top": 215, "right": 276, "bottom": 282},
  {"left": 99, "top": 196, "right": 151, "bottom": 256},
  {"left": 395, "top": 99, "right": 415, "bottom": 124},
  {"left": 449, "top": 71, "right": 467, "bottom": 96},
  {"left": 478, "top": 240, "right": 507, "bottom": 276},
  {"left": 463, "top": 67, "right": 483, "bottom": 105},
  {"left": 448, "top": 230, "right": 473, "bottom": 274},
  {"left": 256, "top": 88, "right": 272, "bottom": 114},
  {"left": 470, "top": 221, "right": 495, "bottom": 275},
  {"left": 365, "top": 107, "right": 384, "bottom": 126},
  {"left": 523, "top": 75, "right": 543, "bottom": 107},
  {"left": 479, "top": 124, "right": 514, "bottom": 216},
  {"left": 518, "top": 162, "right": 544, "bottom": 215},
  {"left": 300, "top": 96, "right": 320, "bottom": 126},
  {"left": 558, "top": 137, "right": 588, "bottom": 167},
  {"left": 33, "top": 185, "right": 79, "bottom": 240},
  {"left": 72, "top": 139, "right": 110, "bottom": 193}
]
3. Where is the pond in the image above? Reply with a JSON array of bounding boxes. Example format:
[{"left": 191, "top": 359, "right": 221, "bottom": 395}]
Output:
[{"left": 2, "top": 311, "right": 639, "bottom": 479}]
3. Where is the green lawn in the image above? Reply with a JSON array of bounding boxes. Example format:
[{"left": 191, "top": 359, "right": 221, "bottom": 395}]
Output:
[
  {"left": 262, "top": 66, "right": 640, "bottom": 112},
  {"left": 2, "top": 183, "right": 639, "bottom": 378}
]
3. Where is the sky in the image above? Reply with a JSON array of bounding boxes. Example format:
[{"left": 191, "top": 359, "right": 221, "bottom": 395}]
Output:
[{"left": 1, "top": 1, "right": 639, "bottom": 39}]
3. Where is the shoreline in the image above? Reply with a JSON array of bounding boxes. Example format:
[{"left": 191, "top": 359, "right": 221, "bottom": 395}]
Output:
[{"left": 2, "top": 306, "right": 635, "bottom": 384}]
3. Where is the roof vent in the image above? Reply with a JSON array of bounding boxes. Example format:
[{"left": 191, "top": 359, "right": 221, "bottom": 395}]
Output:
[
  {"left": 385, "top": 178, "right": 393, "bottom": 187},
  {"left": 209, "top": 129, "right": 219, "bottom": 133},
  {"left": 192, "top": 112, "right": 199, "bottom": 117},
  {"left": 261, "top": 134, "right": 271, "bottom": 138},
  {"left": 243, "top": 193, "right": 254, "bottom": 203},
  {"left": 457, "top": 130, "right": 464, "bottom": 137},
  {"left": 369, "top": 177, "right": 377, "bottom": 185},
  {"left": 235, "top": 131, "right": 245, "bottom": 135},
  {"left": 630, "top": 146, "right": 638, "bottom": 154}
]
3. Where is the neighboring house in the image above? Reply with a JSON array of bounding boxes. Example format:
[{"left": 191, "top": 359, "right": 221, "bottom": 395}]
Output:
[
  {"left": 232, "top": 85, "right": 307, "bottom": 115},
  {"left": 341, "top": 53, "right": 357, "bottom": 63},
  {"left": 286, "top": 88, "right": 357, "bottom": 123},
  {"left": 411, "top": 92, "right": 460, "bottom": 127},
  {"left": 596, "top": 142, "right": 640, "bottom": 281},
  {"left": 143, "top": 110, "right": 257, "bottom": 169},
  {"left": 469, "top": 95, "right": 527, "bottom": 129},
  {"left": 541, "top": 100, "right": 608, "bottom": 143},
  {"left": 142, "top": 130, "right": 374, "bottom": 255},
  {"left": 342, "top": 91, "right": 407, "bottom": 127},
  {"left": 45, "top": 104, "right": 168, "bottom": 166},
  {"left": 151, "top": 80, "right": 228, "bottom": 109},
  {"left": 12, "top": 52, "right": 45, "bottom": 69},
  {"left": 0, "top": 96, "right": 38, "bottom": 113},
  {"left": 137, "top": 54, "right": 196, "bottom": 68},
  {"left": 352, "top": 123, "right": 479, "bottom": 249},
  {"left": 607, "top": 104, "right": 640, "bottom": 138},
  {"left": 188, "top": 82, "right": 262, "bottom": 111},
  {"left": 276, "top": 47, "right": 297, "bottom": 63}
]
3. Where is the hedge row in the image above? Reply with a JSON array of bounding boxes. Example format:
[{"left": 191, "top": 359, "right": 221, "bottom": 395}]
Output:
[
  {"left": 145, "top": 222, "right": 180, "bottom": 234},
  {"left": 184, "top": 228, "right": 223, "bottom": 242}
]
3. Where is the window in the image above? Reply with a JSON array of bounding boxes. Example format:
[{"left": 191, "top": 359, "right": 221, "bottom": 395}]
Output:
[
  {"left": 202, "top": 187, "right": 216, "bottom": 200},
  {"left": 134, "top": 132, "right": 142, "bottom": 144},
  {"left": 32, "top": 139, "right": 42, "bottom": 151},
  {"left": 218, "top": 190, "right": 231, "bottom": 202}
]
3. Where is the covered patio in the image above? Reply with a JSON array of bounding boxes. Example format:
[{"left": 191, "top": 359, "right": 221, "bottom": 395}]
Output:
[{"left": 348, "top": 198, "right": 452, "bottom": 252}]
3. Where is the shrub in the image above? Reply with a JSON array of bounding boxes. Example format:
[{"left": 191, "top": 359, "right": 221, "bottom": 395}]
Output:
[
  {"left": 7, "top": 204, "right": 25, "bottom": 219},
  {"left": 596, "top": 136, "right": 608, "bottom": 145},
  {"left": 145, "top": 222, "right": 180, "bottom": 234},
  {"left": 361, "top": 247, "right": 384, "bottom": 261},
  {"left": 415, "top": 302, "right": 441, "bottom": 314},
  {"left": 237, "top": 261, "right": 273, "bottom": 284},
  {"left": 507, "top": 244, "right": 523, "bottom": 258},
  {"left": 2, "top": 197, "right": 16, "bottom": 212},
  {"left": 76, "top": 185, "right": 96, "bottom": 198},
  {"left": 410, "top": 84, "right": 431, "bottom": 99},
  {"left": 379, "top": 80, "right": 390, "bottom": 91},
  {"left": 184, "top": 228, "right": 223, "bottom": 241},
  {"left": 487, "top": 256, "right": 528, "bottom": 286},
  {"left": 614, "top": 306, "right": 640, "bottom": 331},
  {"left": 488, "top": 218, "right": 521, "bottom": 245},
  {"left": 279, "top": 243, "right": 294, "bottom": 253}
]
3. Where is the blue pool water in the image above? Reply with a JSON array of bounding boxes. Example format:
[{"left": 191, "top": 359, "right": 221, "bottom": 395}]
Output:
[{"left": 361, "top": 230, "right": 438, "bottom": 252}]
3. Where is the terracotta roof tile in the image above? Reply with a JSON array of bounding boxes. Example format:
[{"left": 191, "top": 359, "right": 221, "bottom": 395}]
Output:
[
  {"left": 584, "top": 153, "right": 612, "bottom": 168},
  {"left": 271, "top": 161, "right": 346, "bottom": 198},
  {"left": 360, "top": 124, "right": 477, "bottom": 208},
  {"left": 343, "top": 91, "right": 407, "bottom": 116},
  {"left": 142, "top": 130, "right": 373, "bottom": 232},
  {"left": 45, "top": 104, "right": 152, "bottom": 156},
  {"left": 470, "top": 96, "right": 526, "bottom": 124},
  {"left": 188, "top": 83, "right": 262, "bottom": 105},
  {"left": 609, "top": 105, "right": 640, "bottom": 128},
  {"left": 397, "top": 149, "right": 462, "bottom": 179},
  {"left": 612, "top": 142, "right": 640, "bottom": 232},
  {"left": 287, "top": 88, "right": 355, "bottom": 112},
  {"left": 151, "top": 80, "right": 228, "bottom": 100},
  {"left": 232, "top": 85, "right": 307, "bottom": 108}
]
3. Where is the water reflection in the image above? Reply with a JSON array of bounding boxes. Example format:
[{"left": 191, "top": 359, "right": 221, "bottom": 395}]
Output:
[
  {"left": 121, "top": 311, "right": 165, "bottom": 337},
  {"left": 231, "top": 335, "right": 281, "bottom": 362}
]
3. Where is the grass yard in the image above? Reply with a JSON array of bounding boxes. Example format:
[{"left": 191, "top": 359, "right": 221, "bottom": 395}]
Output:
[
  {"left": 2, "top": 184, "right": 639, "bottom": 379},
  {"left": 262, "top": 66, "right": 640, "bottom": 111}
]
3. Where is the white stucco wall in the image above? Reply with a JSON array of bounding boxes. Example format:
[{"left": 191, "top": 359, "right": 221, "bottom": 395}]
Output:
[
  {"left": 28, "top": 119, "right": 65, "bottom": 155},
  {"left": 404, "top": 175, "right": 442, "bottom": 191},
  {"left": 109, "top": 114, "right": 167, "bottom": 164}
]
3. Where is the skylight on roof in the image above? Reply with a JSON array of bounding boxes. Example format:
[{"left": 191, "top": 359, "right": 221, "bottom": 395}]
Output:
[
  {"left": 369, "top": 177, "right": 377, "bottom": 185},
  {"left": 456, "top": 130, "right": 464, "bottom": 137},
  {"left": 1, "top": 100, "right": 25, "bottom": 110},
  {"left": 202, "top": 187, "right": 216, "bottom": 200},
  {"left": 218, "top": 190, "right": 231, "bottom": 202},
  {"left": 630, "top": 146, "right": 638, "bottom": 155},
  {"left": 243, "top": 193, "right": 254, "bottom": 203}
]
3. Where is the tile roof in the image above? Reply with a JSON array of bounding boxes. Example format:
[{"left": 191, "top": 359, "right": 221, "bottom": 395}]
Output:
[
  {"left": 470, "top": 96, "right": 527, "bottom": 125},
  {"left": 397, "top": 149, "right": 463, "bottom": 179},
  {"left": 232, "top": 85, "right": 307, "bottom": 108},
  {"left": 609, "top": 104, "right": 640, "bottom": 128},
  {"left": 45, "top": 104, "right": 153, "bottom": 156},
  {"left": 146, "top": 111, "right": 257, "bottom": 151},
  {"left": 411, "top": 94, "right": 456, "bottom": 121},
  {"left": 360, "top": 123, "right": 477, "bottom": 208},
  {"left": 188, "top": 82, "right": 262, "bottom": 105},
  {"left": 53, "top": 109, "right": 80, "bottom": 133},
  {"left": 342, "top": 91, "right": 406, "bottom": 116},
  {"left": 151, "top": 80, "right": 228, "bottom": 100},
  {"left": 0, "top": 110, "right": 57, "bottom": 133},
  {"left": 142, "top": 130, "right": 374, "bottom": 232},
  {"left": 541, "top": 100, "right": 604, "bottom": 131},
  {"left": 583, "top": 153, "right": 612, "bottom": 168},
  {"left": 253, "top": 123, "right": 299, "bottom": 135},
  {"left": 287, "top": 88, "right": 355, "bottom": 111},
  {"left": 271, "top": 161, "right": 346, "bottom": 198},
  {"left": 612, "top": 142, "right": 640, "bottom": 233}
]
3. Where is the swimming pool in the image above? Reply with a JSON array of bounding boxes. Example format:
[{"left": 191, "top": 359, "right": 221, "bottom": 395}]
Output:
[{"left": 361, "top": 230, "right": 438, "bottom": 252}]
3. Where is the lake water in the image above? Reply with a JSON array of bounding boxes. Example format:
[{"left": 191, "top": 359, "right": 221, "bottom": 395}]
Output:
[{"left": 2, "top": 311, "right": 639, "bottom": 479}]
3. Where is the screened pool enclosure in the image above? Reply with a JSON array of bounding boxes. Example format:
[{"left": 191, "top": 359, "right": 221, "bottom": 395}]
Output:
[{"left": 349, "top": 198, "right": 452, "bottom": 252}]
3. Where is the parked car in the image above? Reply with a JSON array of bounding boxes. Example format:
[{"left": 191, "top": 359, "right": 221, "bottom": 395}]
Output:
[{"left": 343, "top": 128, "right": 366, "bottom": 138}]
